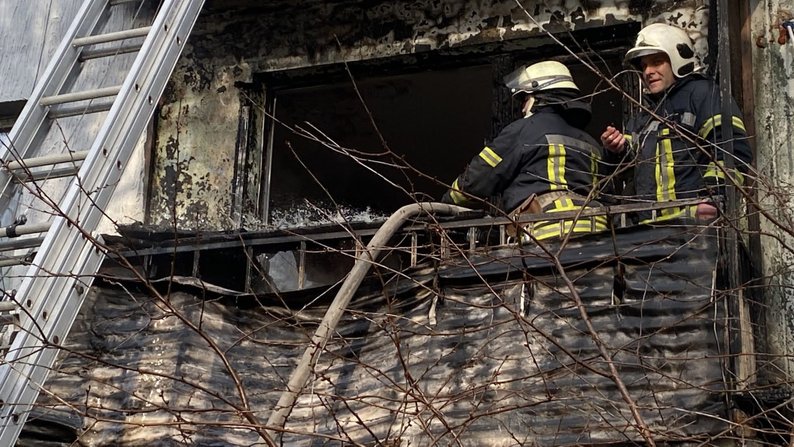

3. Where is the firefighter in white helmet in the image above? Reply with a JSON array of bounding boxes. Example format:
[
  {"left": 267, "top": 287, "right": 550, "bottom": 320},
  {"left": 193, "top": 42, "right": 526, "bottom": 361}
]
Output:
[
  {"left": 601, "top": 23, "right": 752, "bottom": 223},
  {"left": 442, "top": 60, "right": 608, "bottom": 242}
]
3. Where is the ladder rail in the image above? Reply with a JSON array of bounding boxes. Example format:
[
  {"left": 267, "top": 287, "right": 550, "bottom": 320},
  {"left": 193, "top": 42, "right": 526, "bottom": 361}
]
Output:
[
  {"left": 0, "top": 227, "right": 102, "bottom": 440},
  {"left": 0, "top": 0, "right": 206, "bottom": 444}
]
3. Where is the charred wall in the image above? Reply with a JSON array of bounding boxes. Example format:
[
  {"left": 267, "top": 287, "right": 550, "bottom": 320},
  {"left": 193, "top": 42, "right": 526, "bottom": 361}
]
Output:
[
  {"left": 750, "top": 0, "right": 794, "bottom": 379},
  {"left": 148, "top": 0, "right": 708, "bottom": 230}
]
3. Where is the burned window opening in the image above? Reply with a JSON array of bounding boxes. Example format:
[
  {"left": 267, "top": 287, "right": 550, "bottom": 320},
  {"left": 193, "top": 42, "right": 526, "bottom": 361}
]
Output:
[
  {"left": 264, "top": 64, "right": 495, "bottom": 225},
  {"left": 232, "top": 28, "right": 636, "bottom": 228},
  {"left": 0, "top": 99, "right": 25, "bottom": 132}
]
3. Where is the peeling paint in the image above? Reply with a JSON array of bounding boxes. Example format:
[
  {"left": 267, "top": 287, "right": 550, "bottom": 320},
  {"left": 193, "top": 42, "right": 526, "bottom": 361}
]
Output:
[{"left": 751, "top": 0, "right": 794, "bottom": 379}]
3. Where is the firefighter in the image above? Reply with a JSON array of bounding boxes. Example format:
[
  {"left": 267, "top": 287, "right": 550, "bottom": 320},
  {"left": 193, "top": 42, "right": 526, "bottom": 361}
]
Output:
[
  {"left": 601, "top": 23, "right": 753, "bottom": 223},
  {"left": 441, "top": 60, "right": 607, "bottom": 242}
]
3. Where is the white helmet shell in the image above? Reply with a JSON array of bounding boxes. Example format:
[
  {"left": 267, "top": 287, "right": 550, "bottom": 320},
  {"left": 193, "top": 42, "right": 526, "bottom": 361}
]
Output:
[
  {"left": 503, "top": 61, "right": 579, "bottom": 95},
  {"left": 625, "top": 23, "right": 702, "bottom": 78}
]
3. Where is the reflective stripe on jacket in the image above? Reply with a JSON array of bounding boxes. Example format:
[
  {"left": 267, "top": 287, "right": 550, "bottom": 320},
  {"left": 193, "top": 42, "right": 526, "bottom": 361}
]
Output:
[
  {"left": 521, "top": 192, "right": 608, "bottom": 241},
  {"left": 442, "top": 106, "right": 604, "bottom": 213},
  {"left": 609, "top": 75, "right": 753, "bottom": 221}
]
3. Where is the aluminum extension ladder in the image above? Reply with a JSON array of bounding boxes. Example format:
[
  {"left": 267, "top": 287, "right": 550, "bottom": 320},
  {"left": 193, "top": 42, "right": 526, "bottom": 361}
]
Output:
[{"left": 0, "top": 0, "right": 204, "bottom": 444}]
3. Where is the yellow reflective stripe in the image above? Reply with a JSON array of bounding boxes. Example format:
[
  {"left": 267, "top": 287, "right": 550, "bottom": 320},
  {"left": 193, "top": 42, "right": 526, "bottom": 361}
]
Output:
[
  {"left": 534, "top": 215, "right": 608, "bottom": 229},
  {"left": 555, "top": 198, "right": 574, "bottom": 210},
  {"left": 449, "top": 178, "right": 467, "bottom": 204},
  {"left": 698, "top": 114, "right": 747, "bottom": 139},
  {"left": 699, "top": 116, "right": 716, "bottom": 138},
  {"left": 547, "top": 144, "right": 558, "bottom": 190},
  {"left": 548, "top": 199, "right": 577, "bottom": 212},
  {"left": 639, "top": 205, "right": 699, "bottom": 224},
  {"left": 478, "top": 146, "right": 502, "bottom": 168},
  {"left": 557, "top": 144, "right": 567, "bottom": 189},
  {"left": 704, "top": 160, "right": 745, "bottom": 185},
  {"left": 655, "top": 139, "right": 663, "bottom": 202},
  {"left": 547, "top": 143, "right": 567, "bottom": 190},
  {"left": 733, "top": 169, "right": 745, "bottom": 185},
  {"left": 655, "top": 129, "right": 678, "bottom": 217},
  {"left": 624, "top": 134, "right": 632, "bottom": 142},
  {"left": 529, "top": 217, "right": 608, "bottom": 241},
  {"left": 732, "top": 116, "right": 746, "bottom": 133},
  {"left": 704, "top": 161, "right": 725, "bottom": 179}
]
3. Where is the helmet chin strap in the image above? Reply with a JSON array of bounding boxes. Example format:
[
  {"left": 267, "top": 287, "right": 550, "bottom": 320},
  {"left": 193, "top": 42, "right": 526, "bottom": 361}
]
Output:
[{"left": 522, "top": 95, "right": 536, "bottom": 118}]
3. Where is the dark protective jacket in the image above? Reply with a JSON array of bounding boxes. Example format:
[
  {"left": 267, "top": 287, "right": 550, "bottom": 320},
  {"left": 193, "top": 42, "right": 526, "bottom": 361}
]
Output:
[
  {"left": 441, "top": 99, "right": 605, "bottom": 214},
  {"left": 609, "top": 74, "right": 753, "bottom": 221}
]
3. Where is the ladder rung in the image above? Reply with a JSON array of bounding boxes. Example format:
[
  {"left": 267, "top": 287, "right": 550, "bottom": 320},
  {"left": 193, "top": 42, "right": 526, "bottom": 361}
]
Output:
[
  {"left": 80, "top": 42, "right": 143, "bottom": 61},
  {"left": 15, "top": 166, "right": 81, "bottom": 183},
  {"left": 6, "top": 151, "right": 88, "bottom": 171},
  {"left": 72, "top": 26, "right": 151, "bottom": 47},
  {"left": 0, "top": 255, "right": 31, "bottom": 268},
  {"left": 0, "top": 302, "right": 18, "bottom": 313},
  {"left": 1, "top": 222, "right": 51, "bottom": 239},
  {"left": 0, "top": 237, "right": 44, "bottom": 252},
  {"left": 40, "top": 86, "right": 121, "bottom": 107},
  {"left": 48, "top": 99, "right": 115, "bottom": 119}
]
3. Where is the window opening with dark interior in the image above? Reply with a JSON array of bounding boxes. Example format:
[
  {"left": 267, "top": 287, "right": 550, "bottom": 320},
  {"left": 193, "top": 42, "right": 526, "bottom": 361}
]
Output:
[
  {"left": 263, "top": 65, "right": 494, "bottom": 226},
  {"left": 249, "top": 49, "right": 630, "bottom": 228}
]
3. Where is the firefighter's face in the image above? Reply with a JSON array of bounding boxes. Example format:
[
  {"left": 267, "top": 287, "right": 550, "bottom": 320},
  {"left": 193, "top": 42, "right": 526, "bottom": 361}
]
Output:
[{"left": 639, "top": 53, "right": 675, "bottom": 94}]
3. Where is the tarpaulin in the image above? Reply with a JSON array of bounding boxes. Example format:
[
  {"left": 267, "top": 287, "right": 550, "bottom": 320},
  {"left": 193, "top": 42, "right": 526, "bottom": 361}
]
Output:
[{"left": 39, "top": 223, "right": 729, "bottom": 445}]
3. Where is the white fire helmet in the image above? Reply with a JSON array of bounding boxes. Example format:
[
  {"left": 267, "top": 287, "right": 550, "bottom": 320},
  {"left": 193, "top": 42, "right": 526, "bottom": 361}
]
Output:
[
  {"left": 503, "top": 61, "right": 579, "bottom": 95},
  {"left": 624, "top": 23, "right": 702, "bottom": 78}
]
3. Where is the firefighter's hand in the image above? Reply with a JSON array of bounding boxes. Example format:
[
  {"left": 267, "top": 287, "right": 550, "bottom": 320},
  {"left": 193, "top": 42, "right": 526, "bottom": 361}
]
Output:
[
  {"left": 601, "top": 126, "right": 626, "bottom": 154},
  {"left": 695, "top": 201, "right": 718, "bottom": 221}
]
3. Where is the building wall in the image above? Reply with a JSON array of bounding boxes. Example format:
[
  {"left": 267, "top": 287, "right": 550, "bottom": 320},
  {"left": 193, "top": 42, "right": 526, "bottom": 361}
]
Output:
[
  {"left": 0, "top": 0, "right": 83, "bottom": 104},
  {"left": 150, "top": 0, "right": 708, "bottom": 230},
  {"left": 750, "top": 0, "right": 794, "bottom": 377},
  {"left": 0, "top": 1, "right": 152, "bottom": 235}
]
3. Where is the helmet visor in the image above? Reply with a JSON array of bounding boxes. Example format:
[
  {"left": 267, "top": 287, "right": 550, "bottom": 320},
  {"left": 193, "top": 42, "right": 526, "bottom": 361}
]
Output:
[
  {"left": 503, "top": 66, "right": 532, "bottom": 95},
  {"left": 503, "top": 65, "right": 578, "bottom": 94},
  {"left": 625, "top": 47, "right": 666, "bottom": 66}
]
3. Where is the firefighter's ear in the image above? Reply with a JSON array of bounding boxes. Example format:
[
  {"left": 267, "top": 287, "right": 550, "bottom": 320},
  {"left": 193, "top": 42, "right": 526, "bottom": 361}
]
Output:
[{"left": 522, "top": 96, "right": 536, "bottom": 117}]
